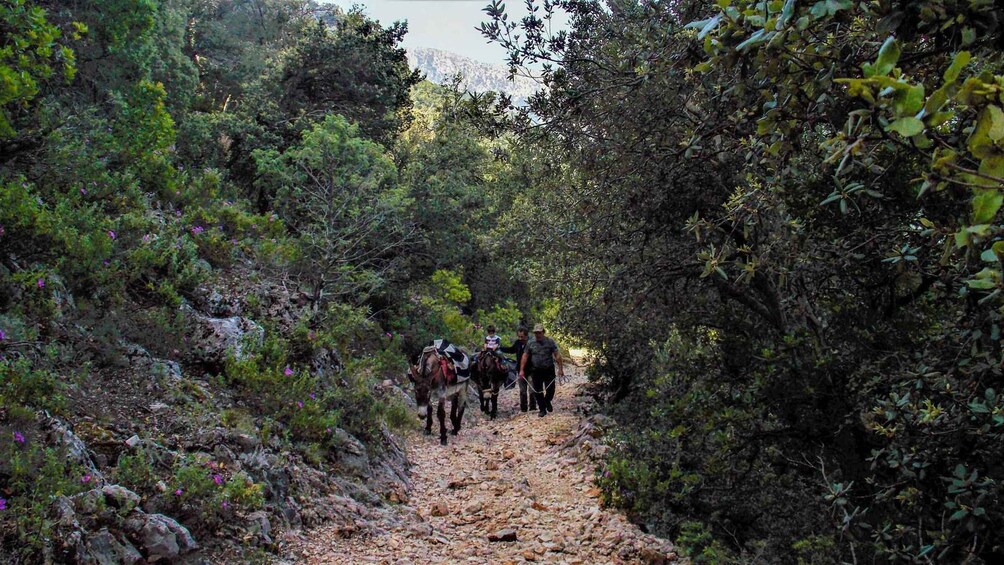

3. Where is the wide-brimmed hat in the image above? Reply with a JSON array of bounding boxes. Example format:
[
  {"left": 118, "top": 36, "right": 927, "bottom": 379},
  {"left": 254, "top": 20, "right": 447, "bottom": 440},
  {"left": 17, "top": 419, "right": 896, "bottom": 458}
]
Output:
[{"left": 532, "top": 323, "right": 545, "bottom": 332}]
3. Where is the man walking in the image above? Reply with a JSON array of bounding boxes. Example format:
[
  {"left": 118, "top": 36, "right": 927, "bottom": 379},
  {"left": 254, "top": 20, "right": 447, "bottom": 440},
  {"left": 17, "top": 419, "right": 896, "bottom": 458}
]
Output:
[
  {"left": 501, "top": 327, "right": 534, "bottom": 412},
  {"left": 519, "top": 323, "right": 564, "bottom": 417}
]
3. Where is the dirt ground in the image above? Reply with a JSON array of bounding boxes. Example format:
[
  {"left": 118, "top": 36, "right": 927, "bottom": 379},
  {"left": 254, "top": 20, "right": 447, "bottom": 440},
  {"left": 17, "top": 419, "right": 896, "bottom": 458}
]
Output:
[{"left": 281, "top": 366, "right": 680, "bottom": 564}]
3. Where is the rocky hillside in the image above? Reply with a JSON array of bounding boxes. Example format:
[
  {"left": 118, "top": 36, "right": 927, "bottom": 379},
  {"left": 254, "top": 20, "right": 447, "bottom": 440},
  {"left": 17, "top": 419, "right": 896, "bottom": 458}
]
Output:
[{"left": 407, "top": 47, "right": 539, "bottom": 104}]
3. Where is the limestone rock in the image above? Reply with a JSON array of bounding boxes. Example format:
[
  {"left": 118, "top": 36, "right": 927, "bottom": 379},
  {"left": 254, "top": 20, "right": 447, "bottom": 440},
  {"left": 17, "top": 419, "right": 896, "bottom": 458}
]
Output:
[
  {"left": 488, "top": 528, "right": 518, "bottom": 542},
  {"left": 182, "top": 305, "right": 263, "bottom": 365},
  {"left": 38, "top": 414, "right": 104, "bottom": 485},
  {"left": 246, "top": 510, "right": 273, "bottom": 546},
  {"left": 124, "top": 512, "right": 197, "bottom": 561},
  {"left": 85, "top": 529, "right": 142, "bottom": 565}
]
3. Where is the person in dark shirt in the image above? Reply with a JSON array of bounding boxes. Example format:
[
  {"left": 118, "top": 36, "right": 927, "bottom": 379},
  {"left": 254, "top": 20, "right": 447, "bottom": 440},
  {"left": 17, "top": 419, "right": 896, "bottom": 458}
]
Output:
[
  {"left": 500, "top": 327, "right": 534, "bottom": 412},
  {"left": 519, "top": 323, "right": 564, "bottom": 417}
]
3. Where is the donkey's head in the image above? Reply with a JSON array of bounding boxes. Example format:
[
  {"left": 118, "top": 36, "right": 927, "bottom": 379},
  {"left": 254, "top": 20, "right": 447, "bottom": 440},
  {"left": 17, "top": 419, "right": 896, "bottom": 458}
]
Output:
[{"left": 408, "top": 350, "right": 440, "bottom": 416}]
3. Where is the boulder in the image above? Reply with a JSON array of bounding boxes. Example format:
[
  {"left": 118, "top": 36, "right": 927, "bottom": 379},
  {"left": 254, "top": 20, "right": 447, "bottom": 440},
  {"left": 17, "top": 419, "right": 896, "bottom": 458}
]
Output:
[
  {"left": 39, "top": 414, "right": 104, "bottom": 485},
  {"left": 101, "top": 484, "right": 141, "bottom": 512},
  {"left": 85, "top": 529, "right": 142, "bottom": 565},
  {"left": 182, "top": 305, "right": 263, "bottom": 365},
  {"left": 332, "top": 428, "right": 369, "bottom": 475},
  {"left": 193, "top": 286, "right": 242, "bottom": 317},
  {"left": 245, "top": 510, "right": 273, "bottom": 546},
  {"left": 124, "top": 512, "right": 197, "bottom": 561}
]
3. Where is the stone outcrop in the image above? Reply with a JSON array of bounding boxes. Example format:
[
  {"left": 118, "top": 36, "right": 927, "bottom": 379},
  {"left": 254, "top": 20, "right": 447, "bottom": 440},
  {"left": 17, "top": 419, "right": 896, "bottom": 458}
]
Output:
[{"left": 49, "top": 485, "right": 198, "bottom": 563}]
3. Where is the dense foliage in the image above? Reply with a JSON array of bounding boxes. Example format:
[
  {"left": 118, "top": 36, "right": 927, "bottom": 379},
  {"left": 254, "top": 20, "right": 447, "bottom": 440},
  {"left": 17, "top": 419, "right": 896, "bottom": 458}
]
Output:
[
  {"left": 0, "top": 0, "right": 529, "bottom": 560},
  {"left": 481, "top": 0, "right": 1004, "bottom": 562}
]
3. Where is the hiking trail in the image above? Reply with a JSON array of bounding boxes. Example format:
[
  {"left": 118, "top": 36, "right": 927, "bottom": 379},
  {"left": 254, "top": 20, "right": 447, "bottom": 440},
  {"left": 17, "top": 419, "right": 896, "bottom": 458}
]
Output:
[{"left": 280, "top": 364, "right": 680, "bottom": 564}]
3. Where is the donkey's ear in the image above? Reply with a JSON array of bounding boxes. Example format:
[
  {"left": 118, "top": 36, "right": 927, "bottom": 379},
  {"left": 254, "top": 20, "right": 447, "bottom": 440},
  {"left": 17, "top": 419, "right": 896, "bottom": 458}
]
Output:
[{"left": 407, "top": 366, "right": 418, "bottom": 383}]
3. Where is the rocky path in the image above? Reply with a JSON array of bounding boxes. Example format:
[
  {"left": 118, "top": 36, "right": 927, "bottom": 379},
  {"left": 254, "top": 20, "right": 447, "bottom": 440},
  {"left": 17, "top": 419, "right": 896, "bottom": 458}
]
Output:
[{"left": 282, "top": 367, "right": 680, "bottom": 564}]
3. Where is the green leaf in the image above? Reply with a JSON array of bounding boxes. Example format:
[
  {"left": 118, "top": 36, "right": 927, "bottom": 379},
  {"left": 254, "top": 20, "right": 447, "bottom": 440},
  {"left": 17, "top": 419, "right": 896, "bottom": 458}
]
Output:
[
  {"left": 894, "top": 83, "right": 925, "bottom": 116},
  {"left": 863, "top": 37, "right": 901, "bottom": 78},
  {"left": 944, "top": 51, "right": 972, "bottom": 84},
  {"left": 969, "top": 107, "right": 997, "bottom": 159},
  {"left": 988, "top": 105, "right": 1004, "bottom": 143},
  {"left": 886, "top": 117, "right": 924, "bottom": 137},
  {"left": 982, "top": 249, "right": 998, "bottom": 262},
  {"left": 924, "top": 85, "right": 950, "bottom": 115},
  {"left": 972, "top": 190, "right": 1003, "bottom": 224},
  {"left": 961, "top": 27, "right": 976, "bottom": 46},
  {"left": 979, "top": 155, "right": 1004, "bottom": 185},
  {"left": 736, "top": 29, "right": 769, "bottom": 51}
]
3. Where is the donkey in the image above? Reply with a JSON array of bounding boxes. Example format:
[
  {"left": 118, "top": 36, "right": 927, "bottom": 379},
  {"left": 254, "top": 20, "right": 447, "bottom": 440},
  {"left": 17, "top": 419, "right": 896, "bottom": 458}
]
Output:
[
  {"left": 408, "top": 346, "right": 468, "bottom": 445},
  {"left": 472, "top": 350, "right": 508, "bottom": 419}
]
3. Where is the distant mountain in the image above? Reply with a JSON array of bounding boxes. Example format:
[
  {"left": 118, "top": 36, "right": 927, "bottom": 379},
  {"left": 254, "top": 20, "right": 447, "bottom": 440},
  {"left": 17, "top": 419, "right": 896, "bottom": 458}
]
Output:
[{"left": 406, "top": 47, "right": 540, "bottom": 104}]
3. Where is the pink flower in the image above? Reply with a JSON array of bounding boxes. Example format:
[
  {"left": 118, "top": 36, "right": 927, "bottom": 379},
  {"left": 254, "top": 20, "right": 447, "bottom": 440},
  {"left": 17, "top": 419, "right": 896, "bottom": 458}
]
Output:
[
  {"left": 175, "top": 488, "right": 183, "bottom": 496},
  {"left": 309, "top": 393, "right": 316, "bottom": 400},
  {"left": 384, "top": 332, "right": 393, "bottom": 338},
  {"left": 142, "top": 234, "right": 151, "bottom": 243},
  {"left": 284, "top": 366, "right": 293, "bottom": 377},
  {"left": 221, "top": 500, "right": 230, "bottom": 510},
  {"left": 213, "top": 474, "right": 224, "bottom": 486},
  {"left": 297, "top": 401, "right": 304, "bottom": 409},
  {"left": 191, "top": 226, "right": 205, "bottom": 235},
  {"left": 80, "top": 187, "right": 88, "bottom": 195},
  {"left": 326, "top": 427, "right": 332, "bottom": 434},
  {"left": 0, "top": 329, "right": 6, "bottom": 341},
  {"left": 81, "top": 474, "right": 92, "bottom": 483},
  {"left": 37, "top": 279, "right": 44, "bottom": 289},
  {"left": 13, "top": 431, "right": 25, "bottom": 444},
  {"left": 0, "top": 498, "right": 6, "bottom": 510},
  {"left": 108, "top": 230, "right": 116, "bottom": 240}
]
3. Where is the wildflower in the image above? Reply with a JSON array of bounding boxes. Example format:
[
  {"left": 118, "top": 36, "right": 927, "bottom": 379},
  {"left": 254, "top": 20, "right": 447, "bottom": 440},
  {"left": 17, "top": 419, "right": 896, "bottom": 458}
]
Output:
[
  {"left": 108, "top": 230, "right": 116, "bottom": 240},
  {"left": 308, "top": 331, "right": 316, "bottom": 341},
  {"left": 13, "top": 431, "right": 25, "bottom": 444},
  {"left": 297, "top": 401, "right": 304, "bottom": 409},
  {"left": 0, "top": 329, "right": 5, "bottom": 341},
  {"left": 213, "top": 474, "right": 224, "bottom": 486},
  {"left": 221, "top": 500, "right": 230, "bottom": 510},
  {"left": 103, "top": 260, "right": 110, "bottom": 267},
  {"left": 0, "top": 498, "right": 6, "bottom": 510},
  {"left": 309, "top": 393, "right": 316, "bottom": 400},
  {"left": 175, "top": 488, "right": 183, "bottom": 496},
  {"left": 142, "top": 234, "right": 151, "bottom": 243},
  {"left": 191, "top": 226, "right": 205, "bottom": 235},
  {"left": 326, "top": 428, "right": 332, "bottom": 434},
  {"left": 81, "top": 474, "right": 92, "bottom": 483},
  {"left": 37, "top": 279, "right": 44, "bottom": 289},
  {"left": 80, "top": 187, "right": 88, "bottom": 195},
  {"left": 284, "top": 366, "right": 293, "bottom": 377},
  {"left": 0, "top": 224, "right": 4, "bottom": 236}
]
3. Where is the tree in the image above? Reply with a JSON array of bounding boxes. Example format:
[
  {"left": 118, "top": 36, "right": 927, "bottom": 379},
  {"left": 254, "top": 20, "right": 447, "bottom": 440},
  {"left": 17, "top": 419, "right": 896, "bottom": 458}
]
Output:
[
  {"left": 481, "top": 0, "right": 1004, "bottom": 561},
  {"left": 254, "top": 114, "right": 416, "bottom": 306},
  {"left": 276, "top": 11, "right": 422, "bottom": 147}
]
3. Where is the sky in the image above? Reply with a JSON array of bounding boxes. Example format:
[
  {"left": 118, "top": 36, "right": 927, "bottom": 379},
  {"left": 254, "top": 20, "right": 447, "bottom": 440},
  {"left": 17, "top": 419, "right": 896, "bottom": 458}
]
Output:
[{"left": 322, "top": 0, "right": 565, "bottom": 65}]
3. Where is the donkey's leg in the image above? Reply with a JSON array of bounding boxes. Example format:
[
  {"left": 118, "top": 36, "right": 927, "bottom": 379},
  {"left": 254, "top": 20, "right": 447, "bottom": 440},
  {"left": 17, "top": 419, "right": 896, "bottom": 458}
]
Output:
[
  {"left": 453, "top": 393, "right": 463, "bottom": 433},
  {"left": 490, "top": 387, "right": 499, "bottom": 419},
  {"left": 450, "top": 396, "right": 460, "bottom": 434},
  {"left": 438, "top": 400, "right": 448, "bottom": 445},
  {"left": 424, "top": 405, "right": 432, "bottom": 435}
]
